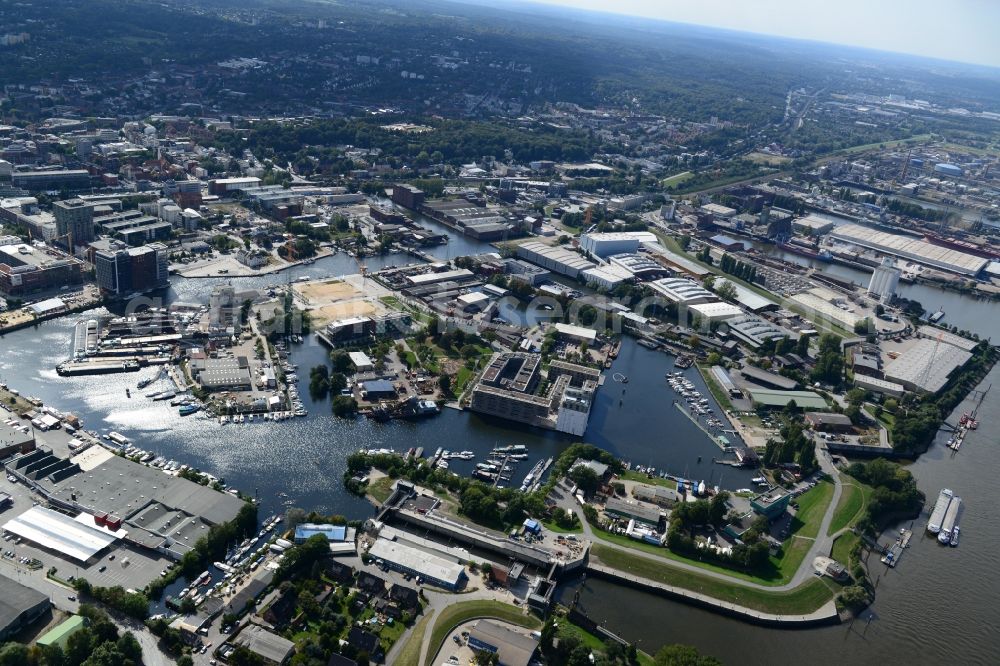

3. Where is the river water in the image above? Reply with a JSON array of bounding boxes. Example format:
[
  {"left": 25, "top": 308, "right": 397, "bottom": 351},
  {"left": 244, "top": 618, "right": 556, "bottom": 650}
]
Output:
[
  {"left": 0, "top": 243, "right": 755, "bottom": 522},
  {"left": 3, "top": 223, "right": 998, "bottom": 661},
  {"left": 752, "top": 242, "right": 996, "bottom": 339},
  {"left": 559, "top": 365, "right": 1000, "bottom": 664}
]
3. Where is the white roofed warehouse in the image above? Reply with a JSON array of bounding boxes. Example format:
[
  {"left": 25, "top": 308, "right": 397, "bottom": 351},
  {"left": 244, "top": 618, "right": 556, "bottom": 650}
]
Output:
[
  {"left": 367, "top": 538, "right": 467, "bottom": 590},
  {"left": 829, "top": 223, "right": 987, "bottom": 277},
  {"left": 883, "top": 337, "right": 972, "bottom": 394}
]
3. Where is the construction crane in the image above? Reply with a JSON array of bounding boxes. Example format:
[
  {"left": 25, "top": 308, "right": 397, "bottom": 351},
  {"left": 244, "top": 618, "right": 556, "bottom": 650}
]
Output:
[{"left": 895, "top": 148, "right": 912, "bottom": 187}]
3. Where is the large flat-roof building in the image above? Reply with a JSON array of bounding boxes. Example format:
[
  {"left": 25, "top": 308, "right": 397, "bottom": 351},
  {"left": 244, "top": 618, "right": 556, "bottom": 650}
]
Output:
[
  {"left": 0, "top": 573, "right": 50, "bottom": 641},
  {"left": 1, "top": 505, "right": 121, "bottom": 563},
  {"left": 6, "top": 448, "right": 246, "bottom": 561},
  {"left": 467, "top": 620, "right": 539, "bottom": 666},
  {"left": 579, "top": 231, "right": 658, "bottom": 258},
  {"left": 830, "top": 223, "right": 988, "bottom": 277},
  {"left": 689, "top": 301, "right": 744, "bottom": 324},
  {"left": 884, "top": 337, "right": 972, "bottom": 394},
  {"left": 367, "top": 538, "right": 466, "bottom": 591},
  {"left": 516, "top": 241, "right": 595, "bottom": 279},
  {"left": 0, "top": 243, "right": 83, "bottom": 296},
  {"left": 747, "top": 388, "right": 827, "bottom": 410},
  {"left": 792, "top": 215, "right": 835, "bottom": 236},
  {"left": 470, "top": 352, "right": 599, "bottom": 436},
  {"left": 714, "top": 279, "right": 779, "bottom": 313},
  {"left": 12, "top": 169, "right": 90, "bottom": 191}
]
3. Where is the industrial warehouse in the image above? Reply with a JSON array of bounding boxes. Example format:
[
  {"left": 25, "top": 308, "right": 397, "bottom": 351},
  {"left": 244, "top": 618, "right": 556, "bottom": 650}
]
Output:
[
  {"left": 2, "top": 445, "right": 246, "bottom": 563},
  {"left": 829, "top": 223, "right": 989, "bottom": 276}
]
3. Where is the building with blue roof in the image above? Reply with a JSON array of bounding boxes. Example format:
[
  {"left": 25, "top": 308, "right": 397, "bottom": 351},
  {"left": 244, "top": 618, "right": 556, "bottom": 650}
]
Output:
[
  {"left": 361, "top": 379, "right": 396, "bottom": 399},
  {"left": 294, "top": 523, "right": 349, "bottom": 543}
]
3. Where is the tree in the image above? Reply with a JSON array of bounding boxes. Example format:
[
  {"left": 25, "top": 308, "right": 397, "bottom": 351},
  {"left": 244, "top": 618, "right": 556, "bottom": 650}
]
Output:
[
  {"left": 329, "top": 372, "right": 348, "bottom": 394},
  {"left": 708, "top": 492, "right": 730, "bottom": 526},
  {"left": 811, "top": 334, "right": 844, "bottom": 386},
  {"left": 839, "top": 585, "right": 869, "bottom": 611},
  {"left": 330, "top": 350, "right": 354, "bottom": 373},
  {"left": 568, "top": 465, "right": 600, "bottom": 495},
  {"left": 715, "top": 280, "right": 737, "bottom": 302},
  {"left": 438, "top": 374, "right": 452, "bottom": 395},
  {"left": 332, "top": 395, "right": 358, "bottom": 418},
  {"left": 653, "top": 644, "right": 722, "bottom": 665}
]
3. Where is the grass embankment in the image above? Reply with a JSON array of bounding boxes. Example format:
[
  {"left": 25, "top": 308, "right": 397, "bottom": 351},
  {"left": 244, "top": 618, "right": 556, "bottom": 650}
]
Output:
[
  {"left": 661, "top": 171, "right": 693, "bottom": 188},
  {"left": 830, "top": 532, "right": 860, "bottom": 566},
  {"left": 555, "top": 617, "right": 655, "bottom": 665},
  {"left": 424, "top": 601, "right": 541, "bottom": 666},
  {"left": 696, "top": 362, "right": 735, "bottom": 412},
  {"left": 589, "top": 479, "right": 833, "bottom": 585},
  {"left": 395, "top": 609, "right": 435, "bottom": 666},
  {"left": 827, "top": 479, "right": 872, "bottom": 536},
  {"left": 790, "top": 478, "right": 834, "bottom": 539},
  {"left": 592, "top": 544, "right": 833, "bottom": 615}
]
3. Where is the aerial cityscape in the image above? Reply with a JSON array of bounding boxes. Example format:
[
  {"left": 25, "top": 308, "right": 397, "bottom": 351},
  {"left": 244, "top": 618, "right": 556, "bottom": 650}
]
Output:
[{"left": 0, "top": 1, "right": 998, "bottom": 665}]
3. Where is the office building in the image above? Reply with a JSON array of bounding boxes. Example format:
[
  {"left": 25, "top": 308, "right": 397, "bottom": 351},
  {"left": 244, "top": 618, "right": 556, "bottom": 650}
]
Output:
[
  {"left": 11, "top": 170, "right": 91, "bottom": 191},
  {"left": 93, "top": 241, "right": 168, "bottom": 296},
  {"left": 867, "top": 257, "right": 901, "bottom": 304},
  {"left": 391, "top": 183, "right": 425, "bottom": 209},
  {"left": 53, "top": 198, "right": 95, "bottom": 247},
  {"left": 470, "top": 353, "right": 599, "bottom": 435}
]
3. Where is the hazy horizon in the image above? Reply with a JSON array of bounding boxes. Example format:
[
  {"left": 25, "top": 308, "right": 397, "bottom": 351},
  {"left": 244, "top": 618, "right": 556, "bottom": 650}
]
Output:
[{"left": 518, "top": 0, "right": 1000, "bottom": 69}]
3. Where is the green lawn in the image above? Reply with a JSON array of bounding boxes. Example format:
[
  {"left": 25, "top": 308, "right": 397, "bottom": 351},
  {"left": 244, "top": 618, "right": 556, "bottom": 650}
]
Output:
[
  {"left": 454, "top": 366, "right": 476, "bottom": 394},
  {"left": 661, "top": 171, "right": 693, "bottom": 187},
  {"left": 424, "top": 601, "right": 540, "bottom": 666},
  {"left": 592, "top": 544, "right": 834, "bottom": 615},
  {"left": 619, "top": 470, "right": 677, "bottom": 490},
  {"left": 367, "top": 476, "right": 395, "bottom": 504},
  {"left": 396, "top": 610, "right": 435, "bottom": 666},
  {"left": 827, "top": 480, "right": 869, "bottom": 536},
  {"left": 541, "top": 518, "right": 583, "bottom": 534},
  {"left": 589, "top": 479, "right": 832, "bottom": 586},
  {"left": 830, "top": 532, "right": 855, "bottom": 564},
  {"left": 790, "top": 478, "right": 834, "bottom": 539}
]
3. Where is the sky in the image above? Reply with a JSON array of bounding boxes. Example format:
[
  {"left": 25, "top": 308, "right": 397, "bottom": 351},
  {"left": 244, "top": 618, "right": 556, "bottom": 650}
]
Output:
[{"left": 527, "top": 0, "right": 1000, "bottom": 68}]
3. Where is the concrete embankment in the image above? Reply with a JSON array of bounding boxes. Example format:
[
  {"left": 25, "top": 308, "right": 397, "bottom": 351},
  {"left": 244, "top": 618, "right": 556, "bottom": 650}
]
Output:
[{"left": 586, "top": 563, "right": 840, "bottom": 628}]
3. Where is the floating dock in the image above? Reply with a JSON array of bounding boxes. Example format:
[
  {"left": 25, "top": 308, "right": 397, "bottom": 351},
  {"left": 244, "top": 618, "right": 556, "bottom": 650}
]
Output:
[{"left": 880, "top": 528, "right": 912, "bottom": 567}]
